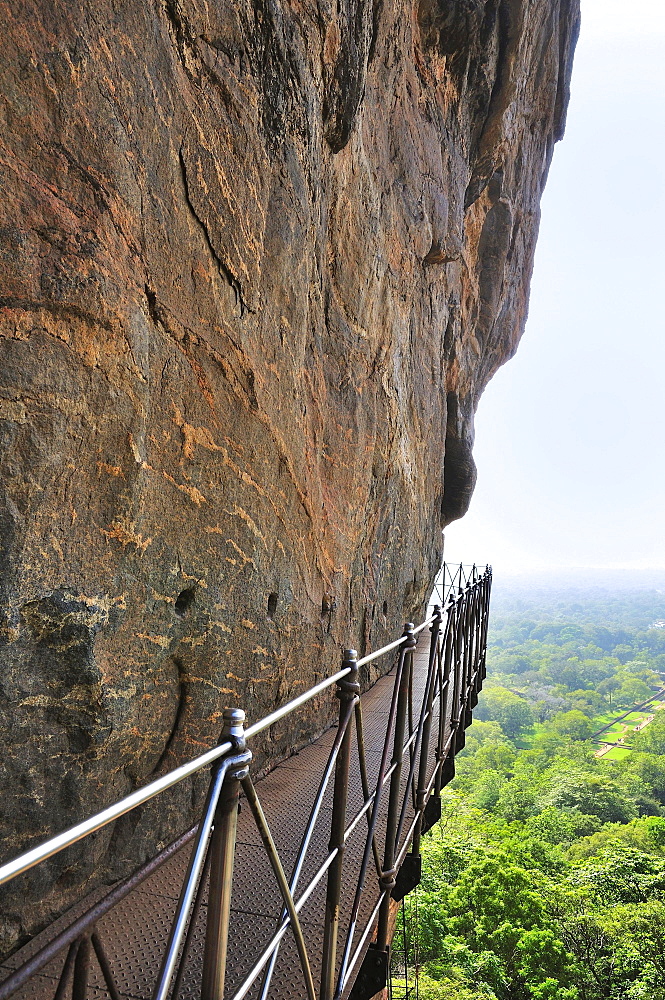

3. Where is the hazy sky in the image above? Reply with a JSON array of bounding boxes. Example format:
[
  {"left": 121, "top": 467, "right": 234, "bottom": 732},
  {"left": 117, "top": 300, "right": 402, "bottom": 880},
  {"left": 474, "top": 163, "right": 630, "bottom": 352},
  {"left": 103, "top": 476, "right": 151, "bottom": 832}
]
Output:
[{"left": 444, "top": 0, "right": 665, "bottom": 574}]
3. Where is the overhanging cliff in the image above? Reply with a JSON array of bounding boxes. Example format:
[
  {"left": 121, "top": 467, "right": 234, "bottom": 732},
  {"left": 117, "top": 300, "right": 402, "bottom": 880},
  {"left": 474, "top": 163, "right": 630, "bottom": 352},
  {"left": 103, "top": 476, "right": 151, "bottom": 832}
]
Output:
[{"left": 0, "top": 0, "right": 579, "bottom": 954}]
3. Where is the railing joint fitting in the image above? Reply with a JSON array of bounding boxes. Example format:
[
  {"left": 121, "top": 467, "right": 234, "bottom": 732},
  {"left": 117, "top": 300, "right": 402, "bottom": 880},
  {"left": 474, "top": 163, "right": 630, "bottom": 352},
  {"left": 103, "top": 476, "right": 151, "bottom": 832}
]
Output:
[
  {"left": 336, "top": 648, "right": 360, "bottom": 701},
  {"left": 211, "top": 708, "right": 252, "bottom": 779},
  {"left": 379, "top": 866, "right": 397, "bottom": 892},
  {"left": 402, "top": 622, "right": 417, "bottom": 650}
]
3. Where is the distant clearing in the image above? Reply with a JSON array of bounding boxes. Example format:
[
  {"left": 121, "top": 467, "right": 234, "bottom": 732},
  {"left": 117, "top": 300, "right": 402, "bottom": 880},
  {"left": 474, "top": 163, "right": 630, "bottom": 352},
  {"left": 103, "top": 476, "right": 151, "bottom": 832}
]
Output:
[{"left": 602, "top": 746, "right": 632, "bottom": 761}]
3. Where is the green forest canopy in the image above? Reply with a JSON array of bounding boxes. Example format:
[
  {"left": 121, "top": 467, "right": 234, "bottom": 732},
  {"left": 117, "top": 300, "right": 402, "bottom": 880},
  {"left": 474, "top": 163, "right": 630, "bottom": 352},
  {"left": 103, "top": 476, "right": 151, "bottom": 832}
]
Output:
[{"left": 401, "top": 581, "right": 665, "bottom": 1000}]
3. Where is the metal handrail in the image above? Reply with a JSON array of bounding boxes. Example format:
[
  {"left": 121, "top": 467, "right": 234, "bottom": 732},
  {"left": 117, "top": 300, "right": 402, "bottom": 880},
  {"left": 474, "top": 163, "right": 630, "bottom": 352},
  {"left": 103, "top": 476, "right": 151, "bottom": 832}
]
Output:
[
  {"left": 0, "top": 617, "right": 438, "bottom": 888},
  {"left": 0, "top": 562, "right": 492, "bottom": 1000}
]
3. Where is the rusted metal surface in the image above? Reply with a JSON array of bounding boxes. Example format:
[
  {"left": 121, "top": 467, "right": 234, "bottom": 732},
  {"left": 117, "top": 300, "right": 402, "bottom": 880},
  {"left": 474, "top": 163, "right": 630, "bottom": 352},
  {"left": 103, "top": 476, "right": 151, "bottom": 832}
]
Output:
[{"left": 0, "top": 565, "right": 492, "bottom": 1000}]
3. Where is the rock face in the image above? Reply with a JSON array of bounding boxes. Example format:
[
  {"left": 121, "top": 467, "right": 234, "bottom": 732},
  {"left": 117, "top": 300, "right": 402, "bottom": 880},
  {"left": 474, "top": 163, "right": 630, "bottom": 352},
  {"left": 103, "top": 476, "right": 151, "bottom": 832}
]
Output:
[{"left": 0, "top": 0, "right": 579, "bottom": 953}]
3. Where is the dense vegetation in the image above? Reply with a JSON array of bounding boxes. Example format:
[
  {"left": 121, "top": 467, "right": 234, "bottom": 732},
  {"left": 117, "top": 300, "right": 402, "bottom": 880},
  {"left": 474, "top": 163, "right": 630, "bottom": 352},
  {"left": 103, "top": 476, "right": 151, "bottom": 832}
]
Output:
[
  {"left": 399, "top": 582, "right": 665, "bottom": 1000},
  {"left": 476, "top": 585, "right": 665, "bottom": 742}
]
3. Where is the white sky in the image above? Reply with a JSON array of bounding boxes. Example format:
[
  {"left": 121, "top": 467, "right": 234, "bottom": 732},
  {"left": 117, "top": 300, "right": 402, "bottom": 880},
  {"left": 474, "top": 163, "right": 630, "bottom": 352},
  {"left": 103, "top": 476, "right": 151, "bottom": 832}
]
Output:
[{"left": 444, "top": 0, "right": 665, "bottom": 574}]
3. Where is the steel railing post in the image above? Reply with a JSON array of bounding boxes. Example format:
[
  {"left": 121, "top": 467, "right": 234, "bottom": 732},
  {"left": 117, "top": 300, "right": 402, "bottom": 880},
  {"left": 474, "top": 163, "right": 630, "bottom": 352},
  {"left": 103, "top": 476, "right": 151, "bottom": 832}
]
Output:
[
  {"left": 201, "top": 709, "right": 251, "bottom": 1000},
  {"left": 468, "top": 581, "right": 480, "bottom": 706},
  {"left": 71, "top": 935, "right": 90, "bottom": 1000},
  {"left": 450, "top": 597, "right": 462, "bottom": 729},
  {"left": 377, "top": 623, "right": 416, "bottom": 949},
  {"left": 321, "top": 649, "right": 360, "bottom": 1000},
  {"left": 412, "top": 605, "right": 442, "bottom": 856},
  {"left": 477, "top": 575, "right": 486, "bottom": 688},
  {"left": 462, "top": 586, "right": 473, "bottom": 712},
  {"left": 480, "top": 569, "right": 491, "bottom": 681},
  {"left": 453, "top": 593, "right": 464, "bottom": 742},
  {"left": 460, "top": 586, "right": 473, "bottom": 749},
  {"left": 435, "top": 599, "right": 455, "bottom": 795}
]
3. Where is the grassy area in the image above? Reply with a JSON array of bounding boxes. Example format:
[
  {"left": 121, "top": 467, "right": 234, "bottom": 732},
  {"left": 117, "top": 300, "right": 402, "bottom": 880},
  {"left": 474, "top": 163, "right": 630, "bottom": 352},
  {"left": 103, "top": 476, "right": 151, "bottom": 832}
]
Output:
[
  {"left": 587, "top": 706, "right": 661, "bottom": 761},
  {"left": 592, "top": 712, "right": 618, "bottom": 728},
  {"left": 600, "top": 722, "right": 627, "bottom": 738},
  {"left": 512, "top": 705, "right": 658, "bottom": 758},
  {"left": 603, "top": 745, "right": 633, "bottom": 761}
]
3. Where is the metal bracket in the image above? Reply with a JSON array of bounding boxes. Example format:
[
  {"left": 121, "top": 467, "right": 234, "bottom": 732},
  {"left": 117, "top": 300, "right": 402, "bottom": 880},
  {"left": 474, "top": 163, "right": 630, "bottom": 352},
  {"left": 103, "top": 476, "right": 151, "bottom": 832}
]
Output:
[
  {"left": 391, "top": 853, "right": 422, "bottom": 901},
  {"left": 421, "top": 794, "right": 441, "bottom": 835},
  {"left": 347, "top": 944, "right": 389, "bottom": 1000},
  {"left": 440, "top": 753, "right": 455, "bottom": 786}
]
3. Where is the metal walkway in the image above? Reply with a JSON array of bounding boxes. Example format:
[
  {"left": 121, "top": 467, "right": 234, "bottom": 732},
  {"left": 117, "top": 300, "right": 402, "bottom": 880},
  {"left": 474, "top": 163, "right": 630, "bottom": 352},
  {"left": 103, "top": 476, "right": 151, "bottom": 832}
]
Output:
[{"left": 0, "top": 567, "right": 491, "bottom": 1000}]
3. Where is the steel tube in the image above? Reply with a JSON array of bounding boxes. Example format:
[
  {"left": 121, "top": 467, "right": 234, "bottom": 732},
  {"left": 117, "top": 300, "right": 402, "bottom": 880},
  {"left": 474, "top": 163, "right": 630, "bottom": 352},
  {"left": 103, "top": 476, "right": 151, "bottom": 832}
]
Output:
[
  {"left": 377, "top": 623, "right": 416, "bottom": 949},
  {"left": 152, "top": 755, "right": 241, "bottom": 1000},
  {"left": 435, "top": 615, "right": 454, "bottom": 796},
  {"left": 258, "top": 700, "right": 354, "bottom": 1000},
  {"left": 321, "top": 650, "right": 359, "bottom": 1000},
  {"left": 71, "top": 935, "right": 90, "bottom": 1000},
  {"left": 353, "top": 702, "right": 382, "bottom": 878},
  {"left": 241, "top": 776, "right": 317, "bottom": 1000},
  {"left": 91, "top": 933, "right": 122, "bottom": 1000},
  {"left": 0, "top": 612, "right": 442, "bottom": 889},
  {"left": 0, "top": 747, "right": 231, "bottom": 888},
  {"left": 170, "top": 846, "right": 213, "bottom": 1000},
  {"left": 201, "top": 711, "right": 251, "bottom": 1000},
  {"left": 332, "top": 640, "right": 410, "bottom": 995},
  {"left": 0, "top": 672, "right": 358, "bottom": 887},
  {"left": 52, "top": 940, "right": 79, "bottom": 1000},
  {"left": 393, "top": 653, "right": 436, "bottom": 851},
  {"left": 230, "top": 846, "right": 340, "bottom": 1000},
  {"left": 355, "top": 615, "right": 434, "bottom": 669},
  {"left": 411, "top": 606, "right": 442, "bottom": 856},
  {"left": 340, "top": 893, "right": 385, "bottom": 994}
]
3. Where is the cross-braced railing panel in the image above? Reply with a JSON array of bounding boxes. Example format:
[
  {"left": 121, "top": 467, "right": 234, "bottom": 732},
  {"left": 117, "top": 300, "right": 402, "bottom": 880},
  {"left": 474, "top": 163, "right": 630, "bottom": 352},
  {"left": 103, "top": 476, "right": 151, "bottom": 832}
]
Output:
[
  {"left": 430, "top": 562, "right": 488, "bottom": 611},
  {"left": 0, "top": 565, "right": 492, "bottom": 1000}
]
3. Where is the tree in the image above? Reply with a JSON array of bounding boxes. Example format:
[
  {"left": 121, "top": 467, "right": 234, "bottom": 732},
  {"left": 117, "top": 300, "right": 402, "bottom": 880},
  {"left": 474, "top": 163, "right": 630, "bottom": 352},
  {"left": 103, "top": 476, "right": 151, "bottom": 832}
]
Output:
[
  {"left": 497, "top": 778, "right": 539, "bottom": 822},
  {"left": 627, "top": 751, "right": 665, "bottom": 803},
  {"left": 416, "top": 970, "right": 499, "bottom": 1000},
  {"left": 568, "top": 689, "right": 605, "bottom": 717},
  {"left": 570, "top": 844, "right": 665, "bottom": 904},
  {"left": 616, "top": 900, "right": 665, "bottom": 983},
  {"left": 632, "top": 712, "right": 665, "bottom": 754},
  {"left": 597, "top": 676, "right": 620, "bottom": 707},
  {"left": 422, "top": 856, "right": 578, "bottom": 999},
  {"left": 615, "top": 676, "right": 652, "bottom": 708},
  {"left": 545, "top": 772, "right": 636, "bottom": 824},
  {"left": 468, "top": 771, "right": 505, "bottom": 811},
  {"left": 552, "top": 711, "right": 595, "bottom": 741},
  {"left": 492, "top": 652, "right": 533, "bottom": 675},
  {"left": 525, "top": 807, "right": 580, "bottom": 845},
  {"left": 475, "top": 687, "right": 534, "bottom": 738}
]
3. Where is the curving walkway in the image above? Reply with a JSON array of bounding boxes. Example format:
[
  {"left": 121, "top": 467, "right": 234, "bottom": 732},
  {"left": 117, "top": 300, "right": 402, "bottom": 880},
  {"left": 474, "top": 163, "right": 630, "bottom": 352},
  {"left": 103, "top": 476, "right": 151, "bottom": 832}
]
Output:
[{"left": 1, "top": 640, "right": 446, "bottom": 1000}]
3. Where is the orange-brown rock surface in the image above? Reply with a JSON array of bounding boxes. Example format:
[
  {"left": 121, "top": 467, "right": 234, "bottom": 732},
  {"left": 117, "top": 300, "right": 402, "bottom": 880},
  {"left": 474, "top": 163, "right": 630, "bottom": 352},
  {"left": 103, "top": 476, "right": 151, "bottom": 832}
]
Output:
[{"left": 0, "top": 0, "right": 579, "bottom": 952}]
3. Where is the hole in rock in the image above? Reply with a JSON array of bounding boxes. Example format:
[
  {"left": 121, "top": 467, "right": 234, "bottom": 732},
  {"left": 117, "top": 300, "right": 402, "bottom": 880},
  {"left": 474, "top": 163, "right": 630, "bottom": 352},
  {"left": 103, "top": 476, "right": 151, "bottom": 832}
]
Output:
[
  {"left": 267, "top": 592, "right": 278, "bottom": 618},
  {"left": 174, "top": 588, "right": 196, "bottom": 617},
  {"left": 382, "top": 601, "right": 388, "bottom": 616}
]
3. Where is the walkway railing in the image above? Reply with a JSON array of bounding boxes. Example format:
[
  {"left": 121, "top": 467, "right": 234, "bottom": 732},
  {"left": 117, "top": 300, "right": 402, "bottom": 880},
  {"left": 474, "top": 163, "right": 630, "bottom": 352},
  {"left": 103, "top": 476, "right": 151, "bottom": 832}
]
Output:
[
  {"left": 0, "top": 564, "right": 492, "bottom": 1000},
  {"left": 430, "top": 562, "right": 483, "bottom": 608}
]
